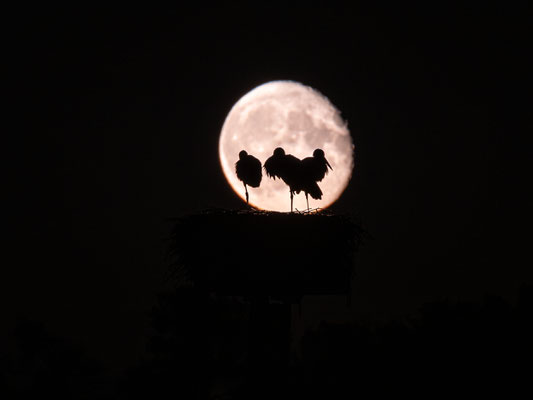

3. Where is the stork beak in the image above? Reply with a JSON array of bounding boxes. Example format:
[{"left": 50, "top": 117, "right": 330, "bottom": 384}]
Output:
[{"left": 325, "top": 158, "right": 332, "bottom": 170}]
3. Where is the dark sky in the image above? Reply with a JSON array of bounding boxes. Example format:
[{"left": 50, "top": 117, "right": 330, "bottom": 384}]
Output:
[{"left": 5, "top": 5, "right": 531, "bottom": 371}]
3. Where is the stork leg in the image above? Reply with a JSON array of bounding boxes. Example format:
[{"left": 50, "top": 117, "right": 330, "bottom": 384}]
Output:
[
  {"left": 306, "top": 193, "right": 309, "bottom": 211},
  {"left": 290, "top": 190, "right": 294, "bottom": 212},
  {"left": 243, "top": 183, "right": 249, "bottom": 204}
]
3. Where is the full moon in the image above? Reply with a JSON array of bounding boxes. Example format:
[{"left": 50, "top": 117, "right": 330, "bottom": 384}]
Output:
[{"left": 219, "top": 80, "right": 354, "bottom": 211}]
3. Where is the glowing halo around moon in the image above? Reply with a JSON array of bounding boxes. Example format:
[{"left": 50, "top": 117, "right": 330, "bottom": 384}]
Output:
[{"left": 219, "top": 80, "right": 354, "bottom": 212}]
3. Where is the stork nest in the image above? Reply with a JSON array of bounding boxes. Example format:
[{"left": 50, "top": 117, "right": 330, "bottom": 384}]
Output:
[{"left": 165, "top": 209, "right": 367, "bottom": 297}]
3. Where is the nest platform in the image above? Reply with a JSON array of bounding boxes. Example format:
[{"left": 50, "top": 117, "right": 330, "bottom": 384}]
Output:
[{"left": 167, "top": 209, "right": 365, "bottom": 298}]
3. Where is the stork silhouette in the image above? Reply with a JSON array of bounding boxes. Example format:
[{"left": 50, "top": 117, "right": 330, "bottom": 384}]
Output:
[
  {"left": 235, "top": 150, "right": 262, "bottom": 205},
  {"left": 300, "top": 148, "right": 333, "bottom": 209},
  {"left": 265, "top": 147, "right": 333, "bottom": 212},
  {"left": 264, "top": 147, "right": 302, "bottom": 212}
]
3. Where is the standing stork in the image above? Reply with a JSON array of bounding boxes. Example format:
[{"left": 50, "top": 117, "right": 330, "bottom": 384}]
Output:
[
  {"left": 235, "top": 150, "right": 262, "bottom": 205},
  {"left": 264, "top": 147, "right": 302, "bottom": 212},
  {"left": 300, "top": 148, "right": 333, "bottom": 210}
]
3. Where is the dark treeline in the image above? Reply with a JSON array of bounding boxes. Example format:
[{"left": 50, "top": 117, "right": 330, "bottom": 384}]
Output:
[
  {"left": 299, "top": 285, "right": 533, "bottom": 398},
  {"left": 0, "top": 320, "right": 106, "bottom": 399},
  {"left": 2, "top": 285, "right": 531, "bottom": 399}
]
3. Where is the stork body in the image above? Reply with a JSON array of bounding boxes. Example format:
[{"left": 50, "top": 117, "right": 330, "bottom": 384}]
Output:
[
  {"left": 265, "top": 147, "right": 333, "bottom": 212},
  {"left": 235, "top": 150, "right": 262, "bottom": 205},
  {"left": 264, "top": 147, "right": 302, "bottom": 212},
  {"left": 300, "top": 149, "right": 332, "bottom": 209}
]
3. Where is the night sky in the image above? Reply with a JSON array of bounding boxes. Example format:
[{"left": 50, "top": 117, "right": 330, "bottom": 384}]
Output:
[{"left": 5, "top": 5, "right": 531, "bottom": 372}]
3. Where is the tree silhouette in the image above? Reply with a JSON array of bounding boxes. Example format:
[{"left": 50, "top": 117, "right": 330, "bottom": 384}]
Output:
[
  {"left": 298, "top": 286, "right": 533, "bottom": 398},
  {"left": 119, "top": 287, "right": 250, "bottom": 399},
  {"left": 1, "top": 319, "right": 103, "bottom": 399}
]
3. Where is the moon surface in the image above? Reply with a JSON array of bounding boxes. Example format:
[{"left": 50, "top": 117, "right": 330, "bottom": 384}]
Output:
[{"left": 219, "top": 80, "right": 354, "bottom": 211}]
